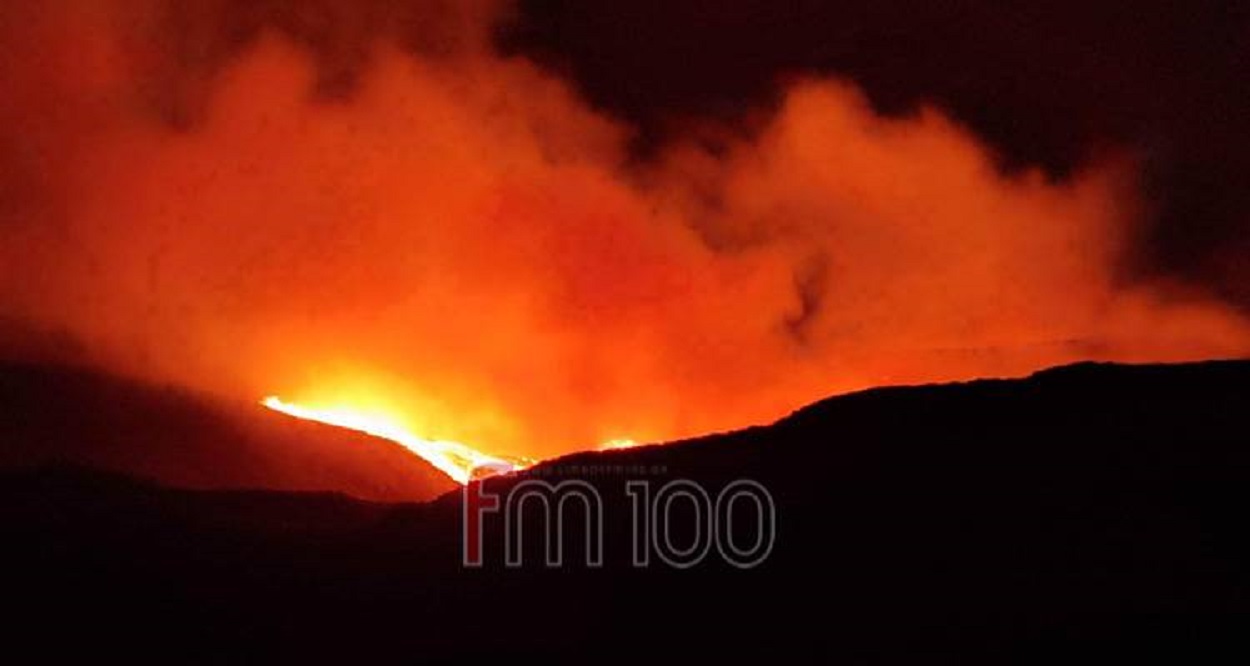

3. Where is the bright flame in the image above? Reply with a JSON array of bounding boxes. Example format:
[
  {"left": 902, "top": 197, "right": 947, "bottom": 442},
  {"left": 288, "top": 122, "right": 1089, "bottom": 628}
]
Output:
[
  {"left": 599, "top": 438, "right": 641, "bottom": 451},
  {"left": 261, "top": 396, "right": 526, "bottom": 484}
]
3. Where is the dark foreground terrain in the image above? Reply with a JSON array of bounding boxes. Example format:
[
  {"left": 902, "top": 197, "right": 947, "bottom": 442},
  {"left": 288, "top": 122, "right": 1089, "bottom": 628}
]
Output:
[
  {"left": 2, "top": 360, "right": 1249, "bottom": 662},
  {"left": 0, "top": 362, "right": 455, "bottom": 501}
]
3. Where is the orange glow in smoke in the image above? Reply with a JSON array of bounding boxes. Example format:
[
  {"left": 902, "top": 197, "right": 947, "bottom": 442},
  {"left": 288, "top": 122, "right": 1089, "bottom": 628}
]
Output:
[{"left": 2, "top": 3, "right": 1249, "bottom": 470}]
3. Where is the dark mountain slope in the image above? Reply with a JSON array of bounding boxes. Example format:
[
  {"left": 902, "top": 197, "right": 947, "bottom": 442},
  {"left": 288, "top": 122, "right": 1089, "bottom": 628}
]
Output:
[
  {"left": 0, "top": 361, "right": 456, "bottom": 501},
  {"left": 2, "top": 359, "right": 1248, "bottom": 662}
]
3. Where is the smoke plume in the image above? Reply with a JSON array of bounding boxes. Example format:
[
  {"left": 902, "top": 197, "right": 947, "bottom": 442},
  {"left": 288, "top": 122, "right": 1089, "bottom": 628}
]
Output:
[{"left": 3, "top": 1, "right": 1247, "bottom": 458}]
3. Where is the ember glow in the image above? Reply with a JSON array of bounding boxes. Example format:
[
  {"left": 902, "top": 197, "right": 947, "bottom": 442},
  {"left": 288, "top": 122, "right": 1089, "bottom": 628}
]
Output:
[
  {"left": 599, "top": 439, "right": 641, "bottom": 451},
  {"left": 261, "top": 396, "right": 527, "bottom": 484}
]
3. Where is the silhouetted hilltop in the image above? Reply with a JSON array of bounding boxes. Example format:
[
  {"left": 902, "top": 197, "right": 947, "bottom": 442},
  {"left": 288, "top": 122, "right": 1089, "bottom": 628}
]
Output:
[
  {"left": 0, "top": 361, "right": 456, "bottom": 501},
  {"left": 3, "top": 359, "right": 1248, "bottom": 662}
]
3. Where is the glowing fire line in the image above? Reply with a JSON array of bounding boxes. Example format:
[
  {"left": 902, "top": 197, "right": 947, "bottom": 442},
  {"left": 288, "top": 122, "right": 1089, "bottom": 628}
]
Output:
[
  {"left": 261, "top": 396, "right": 526, "bottom": 484},
  {"left": 599, "top": 438, "right": 640, "bottom": 451}
]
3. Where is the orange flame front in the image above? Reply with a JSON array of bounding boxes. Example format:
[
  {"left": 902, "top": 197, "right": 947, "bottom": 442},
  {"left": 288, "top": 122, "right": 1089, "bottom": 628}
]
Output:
[
  {"left": 261, "top": 396, "right": 528, "bottom": 484},
  {"left": 599, "top": 438, "right": 641, "bottom": 451}
]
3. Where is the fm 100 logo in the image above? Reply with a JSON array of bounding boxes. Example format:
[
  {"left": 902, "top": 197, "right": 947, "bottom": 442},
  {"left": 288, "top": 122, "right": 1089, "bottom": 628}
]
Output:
[{"left": 463, "top": 477, "right": 776, "bottom": 569}]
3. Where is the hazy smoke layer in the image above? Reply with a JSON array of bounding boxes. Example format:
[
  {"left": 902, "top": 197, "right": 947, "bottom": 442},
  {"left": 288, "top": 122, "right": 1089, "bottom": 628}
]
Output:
[{"left": 3, "top": 1, "right": 1247, "bottom": 457}]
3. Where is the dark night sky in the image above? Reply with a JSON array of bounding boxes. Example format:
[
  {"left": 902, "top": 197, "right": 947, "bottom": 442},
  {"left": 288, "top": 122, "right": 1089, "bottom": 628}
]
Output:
[{"left": 500, "top": 0, "right": 1250, "bottom": 306}]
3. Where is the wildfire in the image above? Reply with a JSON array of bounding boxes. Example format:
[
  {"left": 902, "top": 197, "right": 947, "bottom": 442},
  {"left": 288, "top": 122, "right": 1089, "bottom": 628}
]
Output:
[
  {"left": 599, "top": 438, "right": 641, "bottom": 451},
  {"left": 261, "top": 396, "right": 527, "bottom": 484}
]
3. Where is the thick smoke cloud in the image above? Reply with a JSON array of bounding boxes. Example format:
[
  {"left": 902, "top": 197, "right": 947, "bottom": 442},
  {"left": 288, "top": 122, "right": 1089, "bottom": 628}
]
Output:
[
  {"left": 2, "top": 1, "right": 1247, "bottom": 458},
  {"left": 505, "top": 0, "right": 1250, "bottom": 309}
]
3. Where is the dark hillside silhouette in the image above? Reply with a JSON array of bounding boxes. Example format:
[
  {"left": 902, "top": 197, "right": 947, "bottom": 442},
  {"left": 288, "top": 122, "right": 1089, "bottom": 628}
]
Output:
[{"left": 3, "top": 359, "right": 1248, "bottom": 661}]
